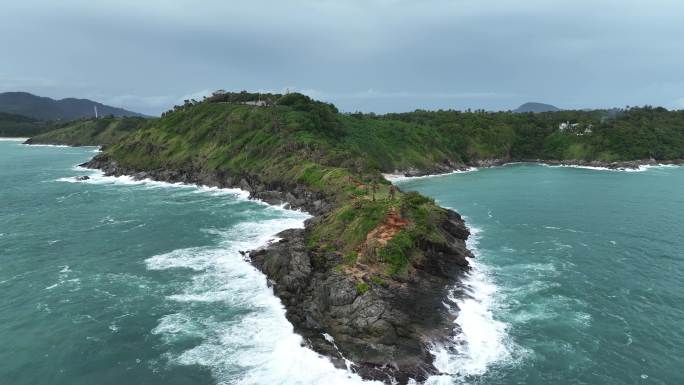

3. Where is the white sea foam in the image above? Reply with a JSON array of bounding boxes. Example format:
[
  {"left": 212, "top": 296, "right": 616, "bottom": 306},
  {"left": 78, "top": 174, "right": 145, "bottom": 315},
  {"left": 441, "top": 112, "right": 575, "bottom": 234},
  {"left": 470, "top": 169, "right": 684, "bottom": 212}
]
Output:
[
  {"left": 44, "top": 265, "right": 80, "bottom": 291},
  {"left": 385, "top": 178, "right": 518, "bottom": 382},
  {"left": 426, "top": 224, "right": 517, "bottom": 384},
  {"left": 541, "top": 163, "right": 679, "bottom": 173},
  {"left": 147, "top": 210, "right": 381, "bottom": 384},
  {"left": 23, "top": 143, "right": 72, "bottom": 148},
  {"left": 0, "top": 137, "right": 28, "bottom": 141},
  {"left": 383, "top": 167, "right": 478, "bottom": 182},
  {"left": 57, "top": 168, "right": 252, "bottom": 200}
]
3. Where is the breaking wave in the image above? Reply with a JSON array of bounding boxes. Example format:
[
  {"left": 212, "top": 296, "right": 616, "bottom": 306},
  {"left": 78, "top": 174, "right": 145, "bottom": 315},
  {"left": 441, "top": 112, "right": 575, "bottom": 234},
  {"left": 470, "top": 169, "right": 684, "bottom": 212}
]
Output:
[
  {"left": 146, "top": 217, "right": 383, "bottom": 385},
  {"left": 425, "top": 223, "right": 518, "bottom": 384},
  {"left": 541, "top": 163, "right": 680, "bottom": 172},
  {"left": 383, "top": 168, "right": 478, "bottom": 182},
  {"left": 56, "top": 166, "right": 251, "bottom": 199}
]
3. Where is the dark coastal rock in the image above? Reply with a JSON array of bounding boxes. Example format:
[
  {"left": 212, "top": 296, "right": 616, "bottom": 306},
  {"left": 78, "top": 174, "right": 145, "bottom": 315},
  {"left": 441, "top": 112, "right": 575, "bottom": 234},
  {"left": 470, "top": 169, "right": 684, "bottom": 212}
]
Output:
[
  {"left": 471, "top": 158, "right": 508, "bottom": 168},
  {"left": 249, "top": 211, "right": 472, "bottom": 384},
  {"left": 133, "top": 171, "right": 149, "bottom": 180},
  {"left": 393, "top": 158, "right": 509, "bottom": 177},
  {"left": 251, "top": 190, "right": 285, "bottom": 206},
  {"left": 75, "top": 175, "right": 90, "bottom": 181},
  {"left": 398, "top": 163, "right": 468, "bottom": 178},
  {"left": 80, "top": 154, "right": 332, "bottom": 215}
]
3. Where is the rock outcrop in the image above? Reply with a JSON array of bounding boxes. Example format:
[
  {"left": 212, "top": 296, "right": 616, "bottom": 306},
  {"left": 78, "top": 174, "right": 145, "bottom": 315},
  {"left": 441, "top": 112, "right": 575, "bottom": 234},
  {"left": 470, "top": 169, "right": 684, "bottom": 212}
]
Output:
[{"left": 250, "top": 209, "right": 471, "bottom": 383}]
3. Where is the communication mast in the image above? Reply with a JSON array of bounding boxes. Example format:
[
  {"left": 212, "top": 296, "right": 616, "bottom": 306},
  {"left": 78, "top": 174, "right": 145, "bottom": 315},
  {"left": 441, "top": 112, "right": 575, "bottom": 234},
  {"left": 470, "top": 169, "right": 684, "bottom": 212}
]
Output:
[{"left": 94, "top": 105, "right": 99, "bottom": 119}]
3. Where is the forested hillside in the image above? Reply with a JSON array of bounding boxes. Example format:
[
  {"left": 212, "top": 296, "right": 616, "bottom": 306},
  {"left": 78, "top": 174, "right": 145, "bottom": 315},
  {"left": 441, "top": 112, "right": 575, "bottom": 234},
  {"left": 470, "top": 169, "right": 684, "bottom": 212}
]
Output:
[
  {"left": 25, "top": 116, "right": 148, "bottom": 146},
  {"left": 0, "top": 112, "right": 51, "bottom": 137}
]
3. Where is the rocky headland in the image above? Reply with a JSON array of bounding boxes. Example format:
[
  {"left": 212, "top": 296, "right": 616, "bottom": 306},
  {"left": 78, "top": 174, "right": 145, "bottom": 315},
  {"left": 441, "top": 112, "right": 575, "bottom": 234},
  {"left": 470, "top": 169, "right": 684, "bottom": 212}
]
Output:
[{"left": 83, "top": 152, "right": 473, "bottom": 384}]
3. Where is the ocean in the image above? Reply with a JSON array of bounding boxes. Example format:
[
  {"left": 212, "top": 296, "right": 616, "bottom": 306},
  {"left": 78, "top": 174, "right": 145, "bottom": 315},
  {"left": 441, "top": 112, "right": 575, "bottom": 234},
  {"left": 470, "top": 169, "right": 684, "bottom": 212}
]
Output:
[
  {"left": 1, "top": 139, "right": 683, "bottom": 385},
  {"left": 395, "top": 163, "right": 684, "bottom": 385}
]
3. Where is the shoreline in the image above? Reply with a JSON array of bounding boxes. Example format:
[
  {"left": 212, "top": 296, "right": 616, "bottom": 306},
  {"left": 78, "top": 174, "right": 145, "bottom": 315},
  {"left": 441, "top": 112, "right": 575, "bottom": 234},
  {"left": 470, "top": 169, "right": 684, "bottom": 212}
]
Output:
[{"left": 385, "top": 158, "right": 684, "bottom": 181}]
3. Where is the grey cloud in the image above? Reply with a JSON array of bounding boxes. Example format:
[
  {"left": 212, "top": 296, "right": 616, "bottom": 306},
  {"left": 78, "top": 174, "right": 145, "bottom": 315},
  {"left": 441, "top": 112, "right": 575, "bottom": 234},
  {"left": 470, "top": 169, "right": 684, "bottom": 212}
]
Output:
[{"left": 1, "top": 0, "right": 683, "bottom": 115}]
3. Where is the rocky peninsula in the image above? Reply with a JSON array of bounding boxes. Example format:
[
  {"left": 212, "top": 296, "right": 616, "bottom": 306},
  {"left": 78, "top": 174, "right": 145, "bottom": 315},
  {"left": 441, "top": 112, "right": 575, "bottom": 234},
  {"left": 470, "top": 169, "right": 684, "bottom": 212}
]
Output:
[{"left": 83, "top": 151, "right": 472, "bottom": 384}]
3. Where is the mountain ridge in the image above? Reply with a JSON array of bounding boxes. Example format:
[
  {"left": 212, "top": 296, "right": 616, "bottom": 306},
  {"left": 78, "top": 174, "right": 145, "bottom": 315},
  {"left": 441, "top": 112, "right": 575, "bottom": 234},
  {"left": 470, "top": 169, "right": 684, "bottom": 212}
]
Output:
[
  {"left": 514, "top": 101, "right": 561, "bottom": 113},
  {"left": 0, "top": 91, "right": 145, "bottom": 121}
]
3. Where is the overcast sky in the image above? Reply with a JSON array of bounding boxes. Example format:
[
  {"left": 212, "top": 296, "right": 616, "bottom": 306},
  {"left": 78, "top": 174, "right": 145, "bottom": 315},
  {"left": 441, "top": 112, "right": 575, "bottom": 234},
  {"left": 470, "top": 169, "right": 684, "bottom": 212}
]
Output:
[{"left": 1, "top": 0, "right": 683, "bottom": 115}]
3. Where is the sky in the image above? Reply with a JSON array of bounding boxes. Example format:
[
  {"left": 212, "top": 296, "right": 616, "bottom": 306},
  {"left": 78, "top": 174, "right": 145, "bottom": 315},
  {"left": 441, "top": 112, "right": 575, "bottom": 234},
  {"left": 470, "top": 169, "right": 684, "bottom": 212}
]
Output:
[{"left": 1, "top": 0, "right": 684, "bottom": 116}]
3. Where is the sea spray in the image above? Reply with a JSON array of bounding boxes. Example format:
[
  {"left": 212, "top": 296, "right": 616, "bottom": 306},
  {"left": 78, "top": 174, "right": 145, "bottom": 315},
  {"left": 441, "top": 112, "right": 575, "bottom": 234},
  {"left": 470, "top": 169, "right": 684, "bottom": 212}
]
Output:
[
  {"left": 539, "top": 163, "right": 680, "bottom": 172},
  {"left": 146, "top": 217, "right": 382, "bottom": 385},
  {"left": 426, "top": 224, "right": 516, "bottom": 384},
  {"left": 51, "top": 160, "right": 381, "bottom": 384},
  {"left": 57, "top": 166, "right": 251, "bottom": 200}
]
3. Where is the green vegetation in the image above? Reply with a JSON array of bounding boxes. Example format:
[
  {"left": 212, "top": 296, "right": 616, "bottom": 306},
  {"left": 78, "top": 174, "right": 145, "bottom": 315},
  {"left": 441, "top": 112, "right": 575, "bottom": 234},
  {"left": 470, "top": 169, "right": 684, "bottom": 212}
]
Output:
[
  {"left": 99, "top": 91, "right": 684, "bottom": 286},
  {"left": 0, "top": 112, "right": 52, "bottom": 137},
  {"left": 26, "top": 116, "right": 148, "bottom": 146},
  {"left": 356, "top": 282, "right": 370, "bottom": 295},
  {"left": 370, "top": 276, "right": 386, "bottom": 287},
  {"left": 379, "top": 231, "right": 416, "bottom": 274},
  {"left": 343, "top": 251, "right": 359, "bottom": 264},
  {"left": 104, "top": 92, "right": 458, "bottom": 282},
  {"left": 357, "top": 106, "right": 684, "bottom": 165}
]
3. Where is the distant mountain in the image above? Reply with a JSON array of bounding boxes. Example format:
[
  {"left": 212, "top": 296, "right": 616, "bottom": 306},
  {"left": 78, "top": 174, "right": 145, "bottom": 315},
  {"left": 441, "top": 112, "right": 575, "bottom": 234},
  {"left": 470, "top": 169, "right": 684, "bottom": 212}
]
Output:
[
  {"left": 514, "top": 102, "right": 561, "bottom": 113},
  {"left": 0, "top": 92, "right": 144, "bottom": 121}
]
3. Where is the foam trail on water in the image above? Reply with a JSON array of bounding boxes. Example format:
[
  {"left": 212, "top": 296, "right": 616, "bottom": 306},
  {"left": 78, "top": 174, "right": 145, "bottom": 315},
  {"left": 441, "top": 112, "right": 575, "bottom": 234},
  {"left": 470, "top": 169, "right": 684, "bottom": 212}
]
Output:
[
  {"left": 383, "top": 167, "right": 478, "bottom": 182},
  {"left": 426, "top": 223, "right": 515, "bottom": 384},
  {"left": 22, "top": 143, "right": 72, "bottom": 148},
  {"left": 541, "top": 163, "right": 680, "bottom": 172},
  {"left": 147, "top": 215, "right": 382, "bottom": 385},
  {"left": 0, "top": 137, "right": 29, "bottom": 141}
]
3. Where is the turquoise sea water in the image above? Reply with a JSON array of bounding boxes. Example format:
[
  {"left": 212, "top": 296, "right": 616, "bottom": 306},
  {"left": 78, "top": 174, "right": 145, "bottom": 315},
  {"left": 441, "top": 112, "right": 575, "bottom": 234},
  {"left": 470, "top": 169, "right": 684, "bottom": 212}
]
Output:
[
  {"left": 396, "top": 164, "right": 684, "bottom": 385},
  {"left": 2, "top": 140, "right": 683, "bottom": 385},
  {"left": 0, "top": 140, "right": 371, "bottom": 385}
]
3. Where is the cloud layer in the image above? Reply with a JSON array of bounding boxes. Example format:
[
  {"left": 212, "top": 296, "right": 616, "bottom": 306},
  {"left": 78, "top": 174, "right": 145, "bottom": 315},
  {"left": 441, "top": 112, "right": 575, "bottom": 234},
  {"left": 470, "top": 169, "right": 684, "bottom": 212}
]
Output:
[{"left": 1, "top": 0, "right": 683, "bottom": 115}]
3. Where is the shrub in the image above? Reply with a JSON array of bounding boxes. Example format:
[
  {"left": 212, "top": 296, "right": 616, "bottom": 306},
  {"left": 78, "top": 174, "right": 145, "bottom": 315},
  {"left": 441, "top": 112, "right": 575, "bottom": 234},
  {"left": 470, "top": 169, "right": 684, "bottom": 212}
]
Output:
[
  {"left": 356, "top": 282, "right": 370, "bottom": 295},
  {"left": 379, "top": 231, "right": 414, "bottom": 275}
]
